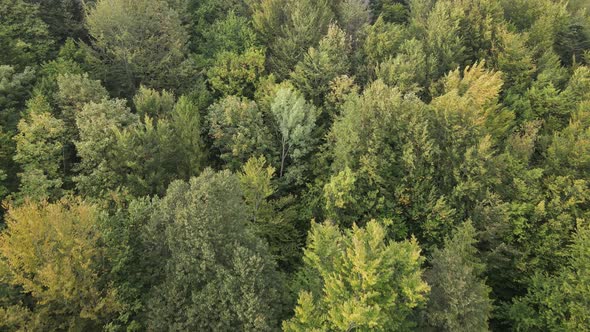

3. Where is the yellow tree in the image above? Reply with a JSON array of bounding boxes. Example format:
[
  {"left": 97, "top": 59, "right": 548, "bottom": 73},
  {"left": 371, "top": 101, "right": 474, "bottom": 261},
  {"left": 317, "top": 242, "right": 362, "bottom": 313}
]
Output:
[
  {"left": 0, "top": 199, "right": 119, "bottom": 330},
  {"left": 284, "top": 220, "right": 429, "bottom": 331}
]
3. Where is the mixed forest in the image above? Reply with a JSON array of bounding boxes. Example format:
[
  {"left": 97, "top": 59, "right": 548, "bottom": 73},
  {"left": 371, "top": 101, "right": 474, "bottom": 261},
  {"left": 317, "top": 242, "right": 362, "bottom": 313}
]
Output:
[{"left": 1, "top": 0, "right": 590, "bottom": 330}]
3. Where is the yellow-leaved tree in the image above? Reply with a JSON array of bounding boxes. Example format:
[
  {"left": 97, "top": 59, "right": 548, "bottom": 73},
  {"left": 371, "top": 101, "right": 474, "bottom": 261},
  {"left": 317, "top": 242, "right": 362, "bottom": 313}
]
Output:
[{"left": 0, "top": 199, "right": 119, "bottom": 331}]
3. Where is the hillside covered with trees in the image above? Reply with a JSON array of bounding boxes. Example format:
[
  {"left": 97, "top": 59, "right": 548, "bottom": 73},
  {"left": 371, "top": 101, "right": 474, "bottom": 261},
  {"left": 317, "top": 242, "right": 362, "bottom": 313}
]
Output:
[{"left": 1, "top": 0, "right": 590, "bottom": 330}]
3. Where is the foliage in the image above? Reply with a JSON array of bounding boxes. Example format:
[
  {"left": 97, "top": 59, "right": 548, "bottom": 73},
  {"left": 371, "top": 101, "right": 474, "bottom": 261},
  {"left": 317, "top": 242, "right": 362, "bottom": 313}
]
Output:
[
  {"left": 252, "top": 0, "right": 334, "bottom": 78},
  {"left": 284, "top": 220, "right": 429, "bottom": 331},
  {"left": 291, "top": 24, "right": 351, "bottom": 105},
  {"left": 133, "top": 86, "right": 175, "bottom": 119},
  {"left": 207, "top": 96, "right": 272, "bottom": 170},
  {"left": 74, "top": 98, "right": 139, "bottom": 198},
  {"left": 207, "top": 48, "right": 266, "bottom": 98},
  {"left": 270, "top": 87, "right": 317, "bottom": 183},
  {"left": 423, "top": 221, "right": 493, "bottom": 331},
  {"left": 0, "top": 0, "right": 53, "bottom": 68},
  {"left": 2, "top": 0, "right": 590, "bottom": 330},
  {"left": 510, "top": 223, "right": 590, "bottom": 331},
  {"left": 85, "top": 0, "right": 192, "bottom": 96},
  {"left": 13, "top": 95, "right": 67, "bottom": 201},
  {"left": 0, "top": 199, "right": 119, "bottom": 330},
  {"left": 145, "top": 169, "right": 286, "bottom": 331}
]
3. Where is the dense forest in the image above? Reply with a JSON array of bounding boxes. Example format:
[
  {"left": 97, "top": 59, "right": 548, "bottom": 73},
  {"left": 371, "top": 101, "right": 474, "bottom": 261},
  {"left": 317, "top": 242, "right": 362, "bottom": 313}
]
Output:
[{"left": 1, "top": 0, "right": 590, "bottom": 330}]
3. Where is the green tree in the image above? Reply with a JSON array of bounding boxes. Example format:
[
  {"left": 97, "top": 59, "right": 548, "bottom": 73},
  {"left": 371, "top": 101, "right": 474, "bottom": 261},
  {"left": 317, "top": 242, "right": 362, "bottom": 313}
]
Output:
[
  {"left": 13, "top": 95, "right": 67, "bottom": 201},
  {"left": 110, "top": 116, "right": 177, "bottom": 197},
  {"left": 371, "top": 0, "right": 410, "bottom": 24},
  {"left": 252, "top": 0, "right": 334, "bottom": 78},
  {"left": 270, "top": 87, "right": 317, "bottom": 182},
  {"left": 74, "top": 98, "right": 139, "bottom": 198},
  {"left": 362, "top": 16, "right": 407, "bottom": 76},
  {"left": 291, "top": 24, "right": 351, "bottom": 105},
  {"left": 510, "top": 223, "right": 590, "bottom": 331},
  {"left": 199, "top": 10, "right": 259, "bottom": 59},
  {"left": 85, "top": 0, "right": 193, "bottom": 96},
  {"left": 32, "top": 0, "right": 86, "bottom": 43},
  {"left": 0, "top": 199, "right": 119, "bottom": 330},
  {"left": 423, "top": 221, "right": 493, "bottom": 331},
  {"left": 0, "top": 0, "right": 53, "bottom": 68},
  {"left": 284, "top": 220, "right": 429, "bottom": 331},
  {"left": 239, "top": 156, "right": 276, "bottom": 222},
  {"left": 133, "top": 85, "right": 175, "bottom": 119},
  {"left": 238, "top": 156, "right": 301, "bottom": 269},
  {"left": 0, "top": 66, "right": 36, "bottom": 130},
  {"left": 56, "top": 73, "right": 109, "bottom": 136},
  {"left": 169, "top": 95, "right": 206, "bottom": 180},
  {"left": 207, "top": 96, "right": 272, "bottom": 170},
  {"left": 207, "top": 48, "right": 266, "bottom": 98},
  {"left": 0, "top": 66, "right": 36, "bottom": 196},
  {"left": 376, "top": 38, "right": 430, "bottom": 94},
  {"left": 145, "top": 169, "right": 286, "bottom": 331},
  {"left": 336, "top": 0, "right": 371, "bottom": 41}
]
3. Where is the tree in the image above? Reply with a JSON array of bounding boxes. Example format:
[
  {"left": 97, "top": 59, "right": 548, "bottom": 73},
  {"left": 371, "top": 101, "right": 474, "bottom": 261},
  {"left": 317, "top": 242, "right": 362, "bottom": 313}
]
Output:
[
  {"left": 207, "top": 96, "right": 272, "bottom": 170},
  {"left": 198, "top": 10, "right": 259, "bottom": 59},
  {"left": 0, "top": 66, "right": 36, "bottom": 130},
  {"left": 169, "top": 95, "right": 206, "bottom": 180},
  {"left": 30, "top": 0, "right": 86, "bottom": 43},
  {"left": 371, "top": 0, "right": 410, "bottom": 24},
  {"left": 270, "top": 87, "right": 317, "bottom": 182},
  {"left": 0, "top": 66, "right": 37, "bottom": 196},
  {"left": 85, "top": 0, "right": 193, "bottom": 96},
  {"left": 328, "top": 79, "right": 452, "bottom": 241},
  {"left": 283, "top": 220, "right": 429, "bottom": 331},
  {"left": 363, "top": 16, "right": 407, "bottom": 74},
  {"left": 110, "top": 116, "right": 177, "bottom": 197},
  {"left": 207, "top": 48, "right": 266, "bottom": 98},
  {"left": 376, "top": 38, "right": 429, "bottom": 94},
  {"left": 56, "top": 73, "right": 109, "bottom": 136},
  {"left": 239, "top": 156, "right": 276, "bottom": 222},
  {"left": 510, "top": 223, "right": 590, "bottom": 331},
  {"left": 252, "top": 0, "right": 334, "bottom": 78},
  {"left": 0, "top": 0, "right": 53, "bottom": 68},
  {"left": 239, "top": 156, "right": 301, "bottom": 269},
  {"left": 133, "top": 86, "right": 175, "bottom": 119},
  {"left": 145, "top": 169, "right": 286, "bottom": 331},
  {"left": 335, "top": 0, "right": 371, "bottom": 41},
  {"left": 423, "top": 221, "right": 493, "bottom": 331},
  {"left": 13, "top": 95, "right": 67, "bottom": 201},
  {"left": 74, "top": 98, "right": 139, "bottom": 198},
  {"left": 291, "top": 24, "right": 351, "bottom": 105},
  {"left": 0, "top": 199, "right": 119, "bottom": 330}
]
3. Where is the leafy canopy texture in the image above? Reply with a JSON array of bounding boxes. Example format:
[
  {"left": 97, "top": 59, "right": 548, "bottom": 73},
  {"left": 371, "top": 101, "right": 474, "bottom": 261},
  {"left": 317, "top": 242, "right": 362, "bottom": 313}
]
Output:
[
  {"left": 85, "top": 0, "right": 192, "bottom": 95},
  {"left": 423, "top": 221, "right": 493, "bottom": 331},
  {"left": 0, "top": 199, "right": 119, "bottom": 331},
  {"left": 284, "top": 220, "right": 429, "bottom": 331},
  {"left": 144, "top": 169, "right": 286, "bottom": 331}
]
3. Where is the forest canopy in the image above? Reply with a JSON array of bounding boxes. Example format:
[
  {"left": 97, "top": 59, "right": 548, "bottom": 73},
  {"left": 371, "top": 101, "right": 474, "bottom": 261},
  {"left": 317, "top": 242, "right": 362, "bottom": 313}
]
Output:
[{"left": 1, "top": 0, "right": 590, "bottom": 330}]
